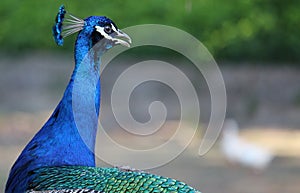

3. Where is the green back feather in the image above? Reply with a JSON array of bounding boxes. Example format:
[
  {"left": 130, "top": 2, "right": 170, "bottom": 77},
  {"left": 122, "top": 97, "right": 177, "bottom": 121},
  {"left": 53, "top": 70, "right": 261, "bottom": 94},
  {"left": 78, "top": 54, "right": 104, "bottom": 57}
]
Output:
[{"left": 28, "top": 166, "right": 200, "bottom": 193}]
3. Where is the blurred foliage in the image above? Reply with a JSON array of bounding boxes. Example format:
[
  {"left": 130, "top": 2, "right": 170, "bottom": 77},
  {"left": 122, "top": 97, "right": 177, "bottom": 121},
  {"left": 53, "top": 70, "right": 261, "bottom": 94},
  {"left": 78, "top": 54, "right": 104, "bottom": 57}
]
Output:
[{"left": 0, "top": 0, "right": 299, "bottom": 62}]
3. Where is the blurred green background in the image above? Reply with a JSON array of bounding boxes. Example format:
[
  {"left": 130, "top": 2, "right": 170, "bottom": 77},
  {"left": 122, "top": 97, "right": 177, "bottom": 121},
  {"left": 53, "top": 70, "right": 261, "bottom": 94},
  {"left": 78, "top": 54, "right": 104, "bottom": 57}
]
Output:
[{"left": 0, "top": 0, "right": 299, "bottom": 62}]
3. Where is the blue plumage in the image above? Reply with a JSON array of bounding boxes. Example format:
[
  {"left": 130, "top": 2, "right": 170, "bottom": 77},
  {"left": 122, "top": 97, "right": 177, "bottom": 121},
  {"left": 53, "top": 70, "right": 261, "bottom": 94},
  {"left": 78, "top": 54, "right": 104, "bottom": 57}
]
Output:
[
  {"left": 6, "top": 6, "right": 123, "bottom": 193},
  {"left": 5, "top": 5, "right": 200, "bottom": 193}
]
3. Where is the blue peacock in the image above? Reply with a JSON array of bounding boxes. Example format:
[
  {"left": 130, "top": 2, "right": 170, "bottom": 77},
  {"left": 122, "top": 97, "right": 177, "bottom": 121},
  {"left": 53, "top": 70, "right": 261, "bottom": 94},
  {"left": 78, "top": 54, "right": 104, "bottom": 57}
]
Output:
[{"left": 5, "top": 5, "right": 201, "bottom": 193}]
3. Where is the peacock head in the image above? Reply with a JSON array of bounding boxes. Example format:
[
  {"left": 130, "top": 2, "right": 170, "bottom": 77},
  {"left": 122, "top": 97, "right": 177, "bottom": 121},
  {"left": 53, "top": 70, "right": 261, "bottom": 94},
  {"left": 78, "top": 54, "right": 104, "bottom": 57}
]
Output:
[{"left": 52, "top": 5, "right": 131, "bottom": 49}]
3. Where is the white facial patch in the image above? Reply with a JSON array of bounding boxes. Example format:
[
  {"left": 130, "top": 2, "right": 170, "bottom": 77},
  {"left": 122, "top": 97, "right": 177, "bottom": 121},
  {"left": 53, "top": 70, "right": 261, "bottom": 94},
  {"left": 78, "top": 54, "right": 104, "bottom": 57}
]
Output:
[
  {"left": 95, "top": 26, "right": 114, "bottom": 40},
  {"left": 95, "top": 25, "right": 131, "bottom": 47},
  {"left": 111, "top": 24, "right": 118, "bottom": 32}
]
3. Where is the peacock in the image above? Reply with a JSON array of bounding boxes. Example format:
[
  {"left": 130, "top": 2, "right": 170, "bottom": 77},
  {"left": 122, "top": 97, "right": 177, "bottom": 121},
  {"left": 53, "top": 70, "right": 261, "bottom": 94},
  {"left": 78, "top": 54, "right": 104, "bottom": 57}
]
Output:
[{"left": 5, "top": 5, "right": 200, "bottom": 193}]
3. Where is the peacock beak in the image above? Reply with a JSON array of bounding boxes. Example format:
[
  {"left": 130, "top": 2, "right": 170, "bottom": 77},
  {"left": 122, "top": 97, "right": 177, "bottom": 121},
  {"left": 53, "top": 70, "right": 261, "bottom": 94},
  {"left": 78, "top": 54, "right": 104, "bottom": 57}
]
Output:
[{"left": 113, "top": 30, "right": 132, "bottom": 47}]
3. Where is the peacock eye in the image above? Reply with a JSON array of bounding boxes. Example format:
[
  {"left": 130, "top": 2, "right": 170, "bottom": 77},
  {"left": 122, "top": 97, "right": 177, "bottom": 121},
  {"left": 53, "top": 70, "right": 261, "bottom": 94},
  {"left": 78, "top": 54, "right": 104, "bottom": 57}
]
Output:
[{"left": 104, "top": 25, "right": 112, "bottom": 34}]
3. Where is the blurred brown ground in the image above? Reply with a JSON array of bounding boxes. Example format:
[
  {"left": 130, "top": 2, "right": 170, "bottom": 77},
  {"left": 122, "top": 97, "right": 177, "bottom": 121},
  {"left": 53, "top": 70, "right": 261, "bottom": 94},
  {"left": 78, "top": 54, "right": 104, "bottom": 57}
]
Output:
[{"left": 0, "top": 53, "right": 300, "bottom": 193}]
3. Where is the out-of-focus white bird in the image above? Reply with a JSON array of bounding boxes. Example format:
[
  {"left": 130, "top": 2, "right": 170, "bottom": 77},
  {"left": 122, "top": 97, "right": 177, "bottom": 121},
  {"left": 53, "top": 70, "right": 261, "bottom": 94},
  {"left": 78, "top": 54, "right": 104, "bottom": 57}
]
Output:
[{"left": 220, "top": 119, "right": 273, "bottom": 172}]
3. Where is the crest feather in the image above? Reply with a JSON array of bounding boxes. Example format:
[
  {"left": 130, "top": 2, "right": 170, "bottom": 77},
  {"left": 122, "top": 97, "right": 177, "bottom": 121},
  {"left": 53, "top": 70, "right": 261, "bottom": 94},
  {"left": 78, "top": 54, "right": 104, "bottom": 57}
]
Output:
[{"left": 52, "top": 5, "right": 84, "bottom": 46}]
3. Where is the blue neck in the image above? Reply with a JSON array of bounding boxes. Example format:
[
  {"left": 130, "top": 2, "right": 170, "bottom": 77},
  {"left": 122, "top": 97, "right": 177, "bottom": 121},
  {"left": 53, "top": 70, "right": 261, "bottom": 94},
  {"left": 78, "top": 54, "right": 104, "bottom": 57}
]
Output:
[{"left": 6, "top": 31, "right": 102, "bottom": 193}]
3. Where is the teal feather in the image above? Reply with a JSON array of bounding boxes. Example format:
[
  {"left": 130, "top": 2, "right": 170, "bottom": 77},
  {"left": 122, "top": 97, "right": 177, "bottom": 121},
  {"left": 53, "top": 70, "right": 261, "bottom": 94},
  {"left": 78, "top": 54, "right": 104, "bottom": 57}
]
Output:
[{"left": 27, "top": 166, "right": 200, "bottom": 193}]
